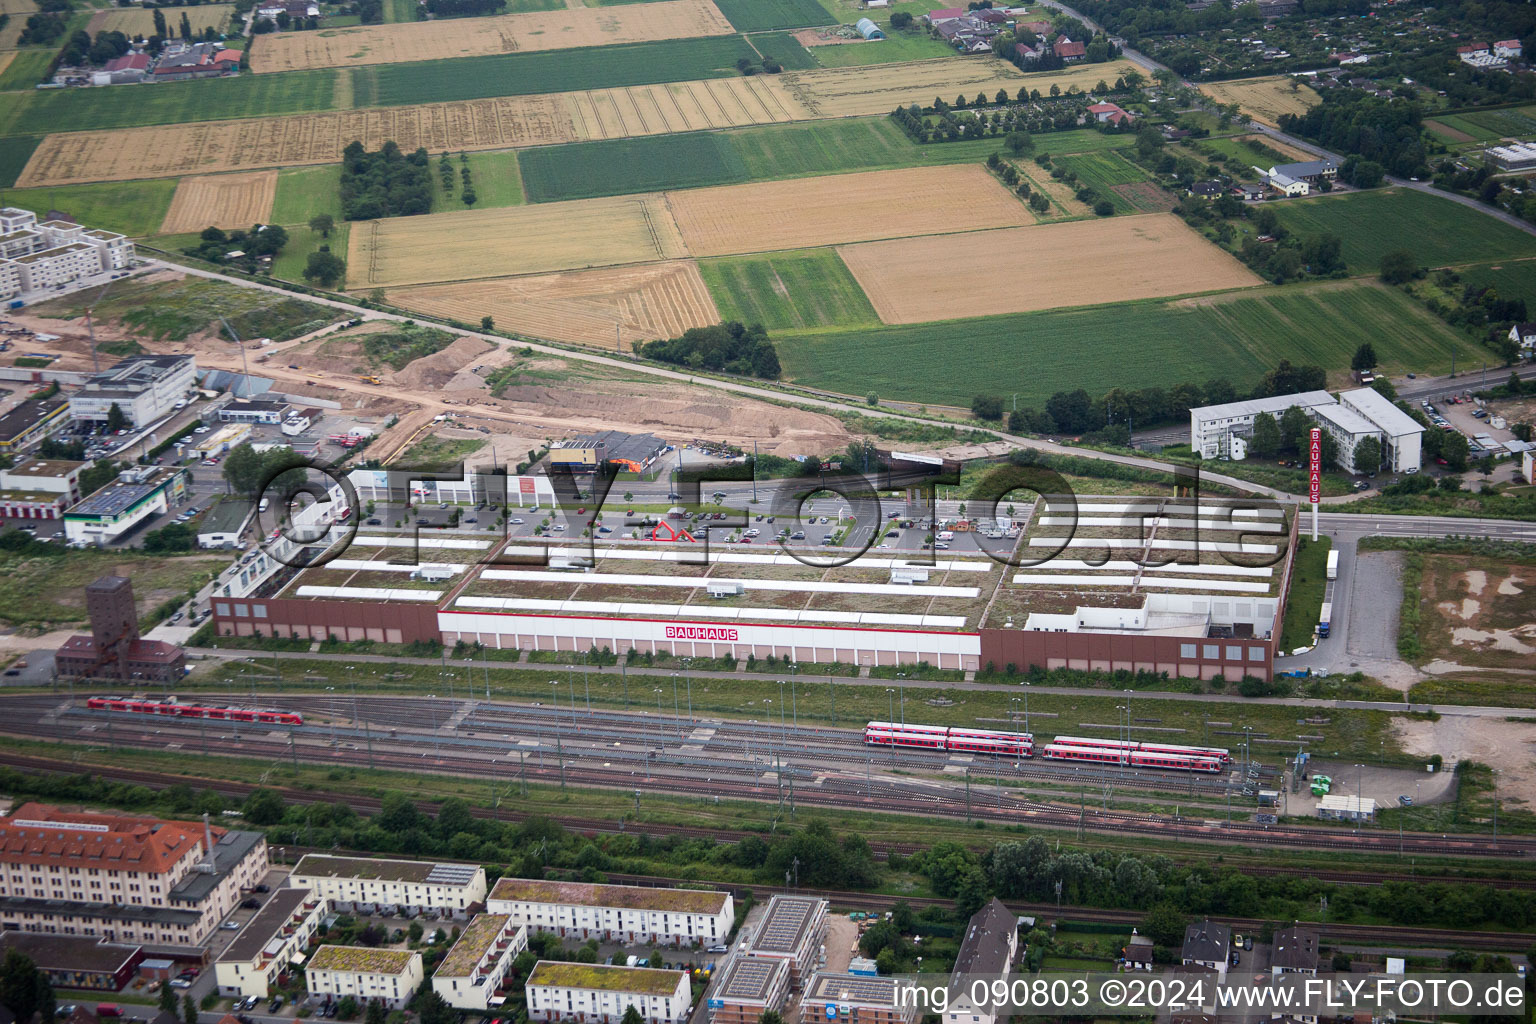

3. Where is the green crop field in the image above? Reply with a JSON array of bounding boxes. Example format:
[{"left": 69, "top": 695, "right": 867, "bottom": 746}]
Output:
[
  {"left": 462, "top": 149, "right": 524, "bottom": 208},
  {"left": 807, "top": 24, "right": 955, "bottom": 66},
  {"left": 0, "top": 50, "right": 53, "bottom": 91},
  {"left": 746, "top": 30, "right": 819, "bottom": 69},
  {"left": 0, "top": 68, "right": 338, "bottom": 136},
  {"left": 713, "top": 0, "right": 831, "bottom": 30},
  {"left": 0, "top": 135, "right": 40, "bottom": 189},
  {"left": 1187, "top": 133, "right": 1289, "bottom": 166},
  {"left": 519, "top": 133, "right": 745, "bottom": 202},
  {"left": 271, "top": 164, "right": 343, "bottom": 225},
  {"left": 700, "top": 249, "right": 878, "bottom": 331},
  {"left": 1458, "top": 258, "right": 1536, "bottom": 306},
  {"left": 776, "top": 282, "right": 1484, "bottom": 406},
  {"left": 1424, "top": 115, "right": 1500, "bottom": 144},
  {"left": 1056, "top": 149, "right": 1149, "bottom": 212},
  {"left": 1455, "top": 105, "right": 1536, "bottom": 139},
  {"left": 1271, "top": 188, "right": 1536, "bottom": 274},
  {"left": 349, "top": 35, "right": 769, "bottom": 107},
  {"left": 0, "top": 178, "right": 177, "bottom": 237}
]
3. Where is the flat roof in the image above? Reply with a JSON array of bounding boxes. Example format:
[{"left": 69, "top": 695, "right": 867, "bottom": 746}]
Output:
[
  {"left": 1190, "top": 390, "right": 1335, "bottom": 423},
  {"left": 6, "top": 459, "right": 84, "bottom": 478},
  {"left": 746, "top": 895, "right": 826, "bottom": 955},
  {"left": 68, "top": 469, "right": 178, "bottom": 517},
  {"left": 218, "top": 887, "right": 317, "bottom": 964},
  {"left": 82, "top": 354, "right": 194, "bottom": 391},
  {"left": 0, "top": 932, "right": 141, "bottom": 973},
  {"left": 711, "top": 956, "right": 788, "bottom": 1003},
  {"left": 293, "top": 854, "right": 481, "bottom": 886},
  {"left": 801, "top": 972, "right": 904, "bottom": 1008},
  {"left": 0, "top": 895, "right": 200, "bottom": 927},
  {"left": 490, "top": 878, "right": 728, "bottom": 914},
  {"left": 0, "top": 398, "right": 65, "bottom": 441},
  {"left": 197, "top": 499, "right": 254, "bottom": 535},
  {"left": 1338, "top": 387, "right": 1424, "bottom": 437},
  {"left": 168, "top": 829, "right": 264, "bottom": 905},
  {"left": 307, "top": 945, "right": 418, "bottom": 975},
  {"left": 436, "top": 914, "right": 515, "bottom": 978},
  {"left": 1312, "top": 402, "right": 1378, "bottom": 437},
  {"left": 528, "top": 961, "right": 685, "bottom": 996}
]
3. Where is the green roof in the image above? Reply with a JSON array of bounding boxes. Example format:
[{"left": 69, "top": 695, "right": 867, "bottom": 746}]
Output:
[
  {"left": 436, "top": 914, "right": 514, "bottom": 978},
  {"left": 308, "top": 945, "right": 418, "bottom": 975},
  {"left": 489, "top": 878, "right": 727, "bottom": 914},
  {"left": 528, "top": 961, "right": 685, "bottom": 996}
]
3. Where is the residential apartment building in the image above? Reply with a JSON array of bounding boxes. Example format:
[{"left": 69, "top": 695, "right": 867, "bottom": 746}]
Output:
[
  {"left": 799, "top": 972, "right": 917, "bottom": 1024},
  {"left": 289, "top": 855, "right": 486, "bottom": 916},
  {"left": 1309, "top": 402, "right": 1379, "bottom": 475},
  {"left": 304, "top": 946, "right": 424, "bottom": 1010},
  {"left": 1190, "top": 388, "right": 1422, "bottom": 473},
  {"left": 526, "top": 962, "right": 691, "bottom": 1024},
  {"left": 214, "top": 888, "right": 325, "bottom": 998},
  {"left": 1189, "top": 391, "right": 1336, "bottom": 460},
  {"left": 0, "top": 209, "right": 134, "bottom": 300},
  {"left": 1270, "top": 926, "right": 1319, "bottom": 976},
  {"left": 741, "top": 895, "right": 827, "bottom": 988},
  {"left": 0, "top": 458, "right": 85, "bottom": 519},
  {"left": 432, "top": 913, "right": 528, "bottom": 1011},
  {"left": 944, "top": 899, "right": 1018, "bottom": 1024},
  {"left": 487, "top": 879, "right": 733, "bottom": 948},
  {"left": 1181, "top": 921, "right": 1231, "bottom": 982},
  {"left": 0, "top": 803, "right": 267, "bottom": 947},
  {"left": 1337, "top": 387, "right": 1423, "bottom": 474},
  {"left": 705, "top": 955, "right": 791, "bottom": 1024},
  {"left": 68, "top": 354, "right": 197, "bottom": 428}
]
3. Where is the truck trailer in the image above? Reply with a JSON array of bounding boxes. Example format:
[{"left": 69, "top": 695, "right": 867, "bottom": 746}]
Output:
[{"left": 1326, "top": 550, "right": 1339, "bottom": 580}]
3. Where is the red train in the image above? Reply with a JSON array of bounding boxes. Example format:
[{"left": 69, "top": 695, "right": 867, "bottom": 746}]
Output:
[
  {"left": 1040, "top": 742, "right": 1222, "bottom": 773},
  {"left": 1050, "top": 735, "right": 1231, "bottom": 763},
  {"left": 864, "top": 721, "right": 1032, "bottom": 758},
  {"left": 86, "top": 696, "right": 304, "bottom": 726}
]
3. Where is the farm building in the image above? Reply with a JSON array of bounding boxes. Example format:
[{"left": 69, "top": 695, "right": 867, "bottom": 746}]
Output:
[
  {"left": 1488, "top": 141, "right": 1536, "bottom": 171},
  {"left": 855, "top": 17, "right": 885, "bottom": 38}
]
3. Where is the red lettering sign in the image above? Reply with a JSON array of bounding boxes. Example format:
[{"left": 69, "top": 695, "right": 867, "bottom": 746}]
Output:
[
  {"left": 1308, "top": 428, "right": 1321, "bottom": 505},
  {"left": 519, "top": 478, "right": 535, "bottom": 494},
  {"left": 665, "top": 625, "right": 739, "bottom": 642}
]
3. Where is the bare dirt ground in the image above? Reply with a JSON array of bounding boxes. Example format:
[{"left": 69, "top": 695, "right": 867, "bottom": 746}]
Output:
[
  {"left": 1392, "top": 715, "right": 1536, "bottom": 803},
  {"left": 1420, "top": 557, "right": 1536, "bottom": 671}
]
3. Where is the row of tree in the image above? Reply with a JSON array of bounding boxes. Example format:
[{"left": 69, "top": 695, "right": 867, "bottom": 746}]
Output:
[
  {"left": 341, "top": 141, "right": 434, "bottom": 220},
  {"left": 636, "top": 322, "right": 781, "bottom": 380}
]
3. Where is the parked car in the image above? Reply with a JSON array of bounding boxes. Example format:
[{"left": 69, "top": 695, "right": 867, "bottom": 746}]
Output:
[{"left": 240, "top": 897, "right": 260, "bottom": 909}]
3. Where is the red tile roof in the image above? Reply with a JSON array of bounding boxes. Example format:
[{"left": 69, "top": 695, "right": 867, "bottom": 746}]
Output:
[
  {"left": 1054, "top": 40, "right": 1086, "bottom": 56},
  {"left": 103, "top": 53, "right": 149, "bottom": 72},
  {"left": 1, "top": 803, "right": 220, "bottom": 876}
]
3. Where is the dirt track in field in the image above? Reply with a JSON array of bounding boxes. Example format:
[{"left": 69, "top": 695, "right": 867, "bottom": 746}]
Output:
[
  {"left": 159, "top": 170, "right": 278, "bottom": 233},
  {"left": 250, "top": 0, "right": 733, "bottom": 73},
  {"left": 388, "top": 260, "right": 719, "bottom": 349},
  {"left": 838, "top": 214, "right": 1263, "bottom": 323}
]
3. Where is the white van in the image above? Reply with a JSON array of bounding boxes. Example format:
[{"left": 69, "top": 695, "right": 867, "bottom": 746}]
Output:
[
  {"left": 936, "top": 530, "right": 955, "bottom": 541},
  {"left": 258, "top": 498, "right": 269, "bottom": 513}
]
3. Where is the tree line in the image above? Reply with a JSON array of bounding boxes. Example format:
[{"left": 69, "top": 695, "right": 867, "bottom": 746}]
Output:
[
  {"left": 341, "top": 141, "right": 434, "bottom": 220},
  {"left": 636, "top": 322, "right": 781, "bottom": 380}
]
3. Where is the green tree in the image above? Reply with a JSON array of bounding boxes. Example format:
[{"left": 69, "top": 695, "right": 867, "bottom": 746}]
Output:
[
  {"left": 242, "top": 787, "right": 286, "bottom": 825},
  {"left": 183, "top": 993, "right": 197, "bottom": 1024},
  {"left": 1477, "top": 454, "right": 1496, "bottom": 476},
  {"left": 1379, "top": 249, "right": 1418, "bottom": 285},
  {"left": 365, "top": 999, "right": 387, "bottom": 1024},
  {"left": 336, "top": 997, "right": 359, "bottom": 1021},
  {"left": 757, "top": 1013, "right": 784, "bottom": 1024},
  {"left": 417, "top": 990, "right": 454, "bottom": 1024},
  {"left": 1247, "top": 412, "right": 1282, "bottom": 459},
  {"left": 1004, "top": 131, "right": 1034, "bottom": 156},
  {"left": 1352, "top": 435, "right": 1381, "bottom": 476},
  {"left": 1141, "top": 903, "right": 1188, "bottom": 947},
  {"left": 407, "top": 920, "right": 424, "bottom": 944},
  {"left": 0, "top": 950, "right": 40, "bottom": 1024},
  {"left": 1442, "top": 431, "right": 1470, "bottom": 471},
  {"left": 971, "top": 394, "right": 1004, "bottom": 420},
  {"left": 1278, "top": 405, "right": 1311, "bottom": 456},
  {"left": 480, "top": 315, "right": 494, "bottom": 331},
  {"left": 309, "top": 213, "right": 335, "bottom": 238},
  {"left": 621, "top": 1008, "right": 646, "bottom": 1024},
  {"left": 1351, "top": 343, "right": 1378, "bottom": 371},
  {"left": 104, "top": 402, "right": 127, "bottom": 433},
  {"left": 160, "top": 982, "right": 178, "bottom": 1014},
  {"left": 648, "top": 949, "right": 664, "bottom": 969},
  {"left": 304, "top": 249, "right": 347, "bottom": 287}
]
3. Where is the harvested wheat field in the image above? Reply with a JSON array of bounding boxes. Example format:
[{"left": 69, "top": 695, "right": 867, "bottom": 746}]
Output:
[
  {"left": 838, "top": 214, "right": 1262, "bottom": 324},
  {"left": 670, "top": 164, "right": 1031, "bottom": 257},
  {"left": 348, "top": 194, "right": 688, "bottom": 288},
  {"left": 0, "top": 0, "right": 32, "bottom": 49},
  {"left": 159, "top": 170, "right": 278, "bottom": 233},
  {"left": 782, "top": 58, "right": 1139, "bottom": 117},
  {"left": 390, "top": 261, "right": 719, "bottom": 349},
  {"left": 18, "top": 77, "right": 807, "bottom": 187},
  {"left": 251, "top": 0, "right": 732, "bottom": 72},
  {"left": 1198, "top": 76, "right": 1320, "bottom": 127},
  {"left": 88, "top": 3, "right": 234, "bottom": 36}
]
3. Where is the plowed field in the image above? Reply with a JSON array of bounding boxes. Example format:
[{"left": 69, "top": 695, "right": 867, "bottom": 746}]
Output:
[{"left": 159, "top": 170, "right": 278, "bottom": 233}]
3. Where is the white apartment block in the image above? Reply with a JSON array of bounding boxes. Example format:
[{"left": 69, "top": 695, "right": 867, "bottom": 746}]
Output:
[
  {"left": 526, "top": 961, "right": 691, "bottom": 1024},
  {"left": 432, "top": 913, "right": 528, "bottom": 1011},
  {"left": 0, "top": 209, "right": 134, "bottom": 300},
  {"left": 487, "top": 878, "right": 733, "bottom": 948},
  {"left": 1309, "top": 402, "right": 1379, "bottom": 475},
  {"left": 289, "top": 855, "right": 486, "bottom": 916},
  {"left": 305, "top": 946, "right": 424, "bottom": 1010},
  {"left": 215, "top": 888, "right": 326, "bottom": 998},
  {"left": 1337, "top": 387, "right": 1423, "bottom": 473},
  {"left": 1189, "top": 391, "right": 1335, "bottom": 460},
  {"left": 69, "top": 354, "right": 198, "bottom": 428},
  {"left": 0, "top": 803, "right": 268, "bottom": 948}
]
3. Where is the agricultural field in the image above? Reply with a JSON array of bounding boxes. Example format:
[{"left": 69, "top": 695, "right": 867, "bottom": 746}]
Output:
[
  {"left": 0, "top": 49, "right": 55, "bottom": 90},
  {"left": 519, "top": 132, "right": 745, "bottom": 202},
  {"left": 838, "top": 215, "right": 1260, "bottom": 324},
  {"left": 159, "top": 170, "right": 279, "bottom": 233},
  {"left": 1424, "top": 117, "right": 1489, "bottom": 146},
  {"left": 270, "top": 164, "right": 344, "bottom": 225},
  {"left": 711, "top": 0, "right": 830, "bottom": 31},
  {"left": 271, "top": 222, "right": 350, "bottom": 283},
  {"left": 0, "top": 0, "right": 34, "bottom": 49},
  {"left": 699, "top": 249, "right": 878, "bottom": 331},
  {"left": 87, "top": 4, "right": 235, "bottom": 36},
  {"left": 0, "top": 178, "right": 177, "bottom": 237},
  {"left": 0, "top": 135, "right": 39, "bottom": 189},
  {"left": 668, "top": 164, "right": 1032, "bottom": 256},
  {"left": 775, "top": 281, "right": 1485, "bottom": 406},
  {"left": 1270, "top": 188, "right": 1536, "bottom": 274},
  {"left": 1053, "top": 149, "right": 1163, "bottom": 213},
  {"left": 0, "top": 68, "right": 338, "bottom": 137},
  {"left": 1459, "top": 258, "right": 1536, "bottom": 308},
  {"left": 742, "top": 30, "right": 818, "bottom": 69},
  {"left": 461, "top": 149, "right": 525, "bottom": 208},
  {"left": 347, "top": 193, "right": 687, "bottom": 287},
  {"left": 388, "top": 260, "right": 719, "bottom": 348},
  {"left": 1189, "top": 131, "right": 1314, "bottom": 167},
  {"left": 783, "top": 58, "right": 1138, "bottom": 117},
  {"left": 1439, "top": 105, "right": 1536, "bottom": 141},
  {"left": 251, "top": 0, "right": 734, "bottom": 73},
  {"left": 14, "top": 74, "right": 813, "bottom": 187},
  {"left": 1196, "top": 75, "right": 1320, "bottom": 127}
]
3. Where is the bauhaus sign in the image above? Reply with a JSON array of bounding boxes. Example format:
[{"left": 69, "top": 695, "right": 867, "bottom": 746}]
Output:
[
  {"left": 1308, "top": 428, "right": 1321, "bottom": 505},
  {"left": 665, "top": 624, "right": 739, "bottom": 641}
]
